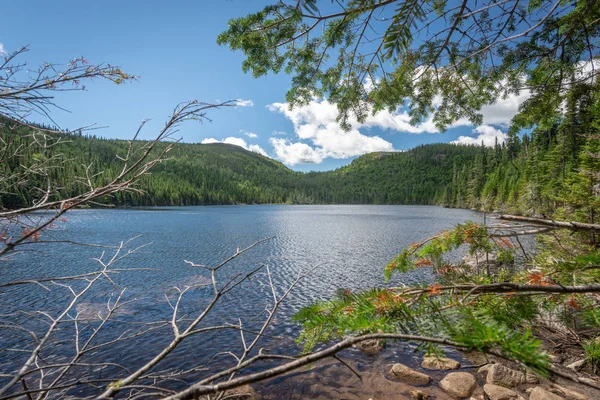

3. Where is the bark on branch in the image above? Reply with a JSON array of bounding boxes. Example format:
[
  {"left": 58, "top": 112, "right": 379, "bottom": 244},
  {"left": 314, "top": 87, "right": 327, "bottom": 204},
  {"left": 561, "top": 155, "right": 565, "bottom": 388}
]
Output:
[{"left": 498, "top": 214, "right": 600, "bottom": 232}]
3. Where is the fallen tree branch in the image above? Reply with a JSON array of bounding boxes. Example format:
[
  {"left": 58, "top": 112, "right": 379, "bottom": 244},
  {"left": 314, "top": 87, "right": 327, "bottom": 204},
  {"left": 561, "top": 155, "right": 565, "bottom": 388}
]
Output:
[
  {"left": 498, "top": 214, "right": 600, "bottom": 232},
  {"left": 490, "top": 227, "right": 553, "bottom": 237},
  {"left": 164, "top": 333, "right": 465, "bottom": 400},
  {"left": 166, "top": 329, "right": 600, "bottom": 400},
  {"left": 451, "top": 282, "right": 600, "bottom": 295}
]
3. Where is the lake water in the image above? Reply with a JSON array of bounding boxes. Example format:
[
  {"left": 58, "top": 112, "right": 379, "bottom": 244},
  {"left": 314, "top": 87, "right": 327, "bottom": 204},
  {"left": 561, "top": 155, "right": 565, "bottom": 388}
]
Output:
[{"left": 0, "top": 205, "right": 482, "bottom": 397}]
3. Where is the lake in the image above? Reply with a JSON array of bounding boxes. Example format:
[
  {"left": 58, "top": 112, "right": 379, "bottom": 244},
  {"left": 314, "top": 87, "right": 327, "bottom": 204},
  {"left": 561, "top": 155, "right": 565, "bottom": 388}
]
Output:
[{"left": 0, "top": 205, "right": 482, "bottom": 397}]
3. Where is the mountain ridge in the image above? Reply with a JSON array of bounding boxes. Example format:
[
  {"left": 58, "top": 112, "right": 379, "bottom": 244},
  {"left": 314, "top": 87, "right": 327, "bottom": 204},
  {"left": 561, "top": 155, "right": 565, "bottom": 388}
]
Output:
[{"left": 0, "top": 118, "right": 483, "bottom": 208}]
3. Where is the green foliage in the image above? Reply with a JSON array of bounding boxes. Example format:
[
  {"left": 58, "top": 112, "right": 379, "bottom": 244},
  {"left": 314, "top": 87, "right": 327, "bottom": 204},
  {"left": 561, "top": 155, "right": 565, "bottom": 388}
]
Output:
[
  {"left": 219, "top": 1, "right": 600, "bottom": 131},
  {"left": 294, "top": 282, "right": 550, "bottom": 372},
  {"left": 447, "top": 311, "right": 548, "bottom": 375},
  {"left": 583, "top": 340, "right": 600, "bottom": 370},
  {"left": 0, "top": 118, "right": 295, "bottom": 208},
  {"left": 385, "top": 221, "right": 501, "bottom": 280},
  {"left": 292, "top": 288, "right": 401, "bottom": 352}
]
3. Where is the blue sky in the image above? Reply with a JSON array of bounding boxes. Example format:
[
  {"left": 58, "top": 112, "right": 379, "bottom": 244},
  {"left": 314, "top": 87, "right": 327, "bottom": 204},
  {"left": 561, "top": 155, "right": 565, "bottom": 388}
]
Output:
[{"left": 1, "top": 1, "right": 528, "bottom": 171}]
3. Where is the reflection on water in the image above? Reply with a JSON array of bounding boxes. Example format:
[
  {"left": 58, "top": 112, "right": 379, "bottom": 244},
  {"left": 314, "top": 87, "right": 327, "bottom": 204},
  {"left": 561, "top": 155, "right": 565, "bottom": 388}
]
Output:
[{"left": 0, "top": 205, "right": 483, "bottom": 397}]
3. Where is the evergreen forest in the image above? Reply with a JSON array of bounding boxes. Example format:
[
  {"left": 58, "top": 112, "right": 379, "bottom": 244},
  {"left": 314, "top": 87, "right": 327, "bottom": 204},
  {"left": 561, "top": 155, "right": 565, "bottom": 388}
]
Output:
[{"left": 6, "top": 111, "right": 597, "bottom": 219}]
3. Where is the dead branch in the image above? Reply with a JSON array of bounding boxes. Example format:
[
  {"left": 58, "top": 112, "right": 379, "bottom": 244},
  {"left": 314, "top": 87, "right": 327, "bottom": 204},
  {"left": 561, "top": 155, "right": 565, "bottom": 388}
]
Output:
[{"left": 499, "top": 214, "right": 600, "bottom": 232}]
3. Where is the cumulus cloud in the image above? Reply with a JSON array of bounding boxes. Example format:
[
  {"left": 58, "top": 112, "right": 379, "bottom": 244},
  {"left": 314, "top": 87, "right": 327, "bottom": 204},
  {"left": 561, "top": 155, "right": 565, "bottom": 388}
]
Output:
[
  {"left": 452, "top": 125, "right": 507, "bottom": 147},
  {"left": 272, "top": 130, "right": 287, "bottom": 136},
  {"left": 480, "top": 90, "right": 531, "bottom": 126},
  {"left": 364, "top": 110, "right": 439, "bottom": 133},
  {"left": 240, "top": 130, "right": 258, "bottom": 139},
  {"left": 235, "top": 99, "right": 254, "bottom": 107},
  {"left": 201, "top": 136, "right": 268, "bottom": 157},
  {"left": 247, "top": 144, "right": 267, "bottom": 156},
  {"left": 269, "top": 138, "right": 323, "bottom": 165},
  {"left": 267, "top": 99, "right": 395, "bottom": 165},
  {"left": 265, "top": 84, "right": 532, "bottom": 165},
  {"left": 0, "top": 43, "right": 5, "bottom": 55}
]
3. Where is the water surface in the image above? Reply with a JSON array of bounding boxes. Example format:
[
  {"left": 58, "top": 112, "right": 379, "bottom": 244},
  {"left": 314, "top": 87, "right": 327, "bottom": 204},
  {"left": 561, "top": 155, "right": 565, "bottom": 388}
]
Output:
[{"left": 0, "top": 205, "right": 482, "bottom": 396}]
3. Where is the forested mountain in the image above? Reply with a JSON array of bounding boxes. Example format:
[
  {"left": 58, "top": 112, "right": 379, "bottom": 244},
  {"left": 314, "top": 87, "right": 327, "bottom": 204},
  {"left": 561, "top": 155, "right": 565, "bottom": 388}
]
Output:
[
  {"left": 317, "top": 144, "right": 483, "bottom": 204},
  {"left": 0, "top": 118, "right": 294, "bottom": 208},
  {"left": 3, "top": 90, "right": 598, "bottom": 216},
  {"left": 0, "top": 116, "right": 483, "bottom": 208}
]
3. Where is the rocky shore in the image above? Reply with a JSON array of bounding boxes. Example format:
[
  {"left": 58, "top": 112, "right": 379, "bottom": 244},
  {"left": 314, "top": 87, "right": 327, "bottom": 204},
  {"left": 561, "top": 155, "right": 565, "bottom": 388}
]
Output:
[{"left": 224, "top": 339, "right": 600, "bottom": 399}]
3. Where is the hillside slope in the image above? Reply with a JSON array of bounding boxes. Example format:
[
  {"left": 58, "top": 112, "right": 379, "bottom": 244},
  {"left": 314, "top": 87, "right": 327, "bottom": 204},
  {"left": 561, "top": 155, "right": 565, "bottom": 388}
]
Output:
[{"left": 0, "top": 118, "right": 482, "bottom": 207}]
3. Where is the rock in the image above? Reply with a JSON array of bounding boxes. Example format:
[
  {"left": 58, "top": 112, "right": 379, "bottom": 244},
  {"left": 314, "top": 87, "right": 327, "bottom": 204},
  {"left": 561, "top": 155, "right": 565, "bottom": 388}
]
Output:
[
  {"left": 409, "top": 389, "right": 431, "bottom": 399},
  {"left": 462, "top": 251, "right": 500, "bottom": 270},
  {"left": 222, "top": 384, "right": 255, "bottom": 399},
  {"left": 529, "top": 387, "right": 565, "bottom": 400},
  {"left": 478, "top": 364, "right": 493, "bottom": 375},
  {"left": 548, "top": 353, "right": 561, "bottom": 363},
  {"left": 552, "top": 384, "right": 591, "bottom": 400},
  {"left": 421, "top": 355, "right": 460, "bottom": 370},
  {"left": 464, "top": 350, "right": 489, "bottom": 365},
  {"left": 566, "top": 359, "right": 586, "bottom": 371},
  {"left": 483, "top": 384, "right": 525, "bottom": 400},
  {"left": 486, "top": 364, "right": 522, "bottom": 387},
  {"left": 523, "top": 371, "right": 539, "bottom": 384},
  {"left": 353, "top": 338, "right": 384, "bottom": 356},
  {"left": 578, "top": 377, "right": 598, "bottom": 385},
  {"left": 486, "top": 364, "right": 538, "bottom": 387},
  {"left": 440, "top": 372, "right": 478, "bottom": 398},
  {"left": 390, "top": 363, "right": 431, "bottom": 385}
]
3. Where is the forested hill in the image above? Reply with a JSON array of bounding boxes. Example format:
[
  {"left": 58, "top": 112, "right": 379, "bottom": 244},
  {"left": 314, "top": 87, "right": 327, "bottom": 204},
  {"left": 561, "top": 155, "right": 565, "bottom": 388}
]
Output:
[
  {"left": 0, "top": 118, "right": 484, "bottom": 208},
  {"left": 3, "top": 105, "right": 599, "bottom": 216},
  {"left": 315, "top": 144, "right": 483, "bottom": 204}
]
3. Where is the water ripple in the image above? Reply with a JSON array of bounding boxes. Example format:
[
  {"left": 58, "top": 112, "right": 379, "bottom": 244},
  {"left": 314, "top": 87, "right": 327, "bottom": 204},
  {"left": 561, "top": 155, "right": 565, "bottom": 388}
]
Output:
[{"left": 0, "top": 205, "right": 482, "bottom": 388}]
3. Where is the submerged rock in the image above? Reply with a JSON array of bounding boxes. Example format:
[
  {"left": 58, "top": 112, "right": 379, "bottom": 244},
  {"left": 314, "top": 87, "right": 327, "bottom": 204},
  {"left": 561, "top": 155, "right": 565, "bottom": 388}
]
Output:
[
  {"left": 440, "top": 372, "right": 477, "bottom": 398},
  {"left": 221, "top": 384, "right": 255, "bottom": 399},
  {"left": 421, "top": 355, "right": 460, "bottom": 370},
  {"left": 409, "top": 388, "right": 431, "bottom": 399},
  {"left": 353, "top": 338, "right": 384, "bottom": 356},
  {"left": 389, "top": 363, "right": 432, "bottom": 385}
]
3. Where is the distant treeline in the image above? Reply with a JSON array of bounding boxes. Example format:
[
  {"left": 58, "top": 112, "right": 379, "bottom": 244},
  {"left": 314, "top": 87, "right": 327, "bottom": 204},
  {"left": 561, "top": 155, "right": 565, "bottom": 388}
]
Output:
[{"left": 3, "top": 107, "right": 598, "bottom": 217}]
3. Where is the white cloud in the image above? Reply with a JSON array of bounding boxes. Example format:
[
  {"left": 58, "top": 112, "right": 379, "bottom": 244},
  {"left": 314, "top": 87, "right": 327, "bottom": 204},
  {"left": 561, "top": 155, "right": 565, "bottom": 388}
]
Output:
[
  {"left": 235, "top": 99, "right": 254, "bottom": 107},
  {"left": 201, "top": 136, "right": 268, "bottom": 157},
  {"left": 267, "top": 99, "right": 395, "bottom": 165},
  {"left": 364, "top": 110, "right": 439, "bottom": 133},
  {"left": 269, "top": 138, "right": 323, "bottom": 165},
  {"left": 574, "top": 59, "right": 600, "bottom": 85},
  {"left": 266, "top": 83, "right": 531, "bottom": 165},
  {"left": 247, "top": 144, "right": 267, "bottom": 156},
  {"left": 0, "top": 43, "right": 5, "bottom": 55},
  {"left": 272, "top": 130, "right": 287, "bottom": 136},
  {"left": 451, "top": 125, "right": 507, "bottom": 147},
  {"left": 240, "top": 130, "right": 258, "bottom": 139},
  {"left": 480, "top": 90, "right": 531, "bottom": 126}
]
